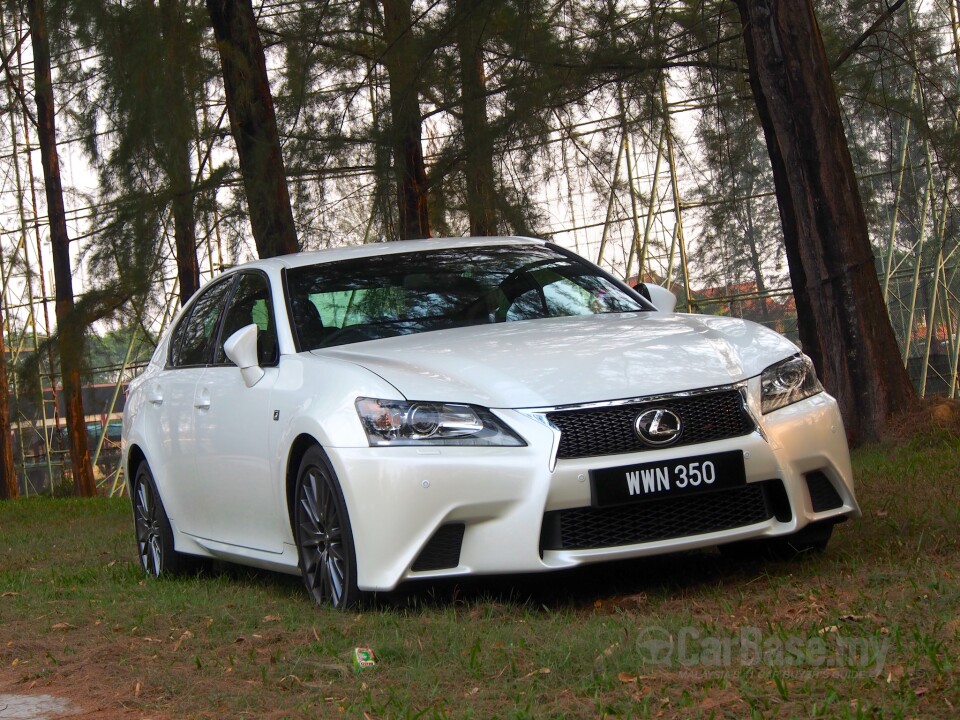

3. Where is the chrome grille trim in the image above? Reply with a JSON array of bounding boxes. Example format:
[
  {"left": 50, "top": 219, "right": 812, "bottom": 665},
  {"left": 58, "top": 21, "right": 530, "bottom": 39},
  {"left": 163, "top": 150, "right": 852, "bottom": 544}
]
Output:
[{"left": 517, "top": 382, "right": 750, "bottom": 415}]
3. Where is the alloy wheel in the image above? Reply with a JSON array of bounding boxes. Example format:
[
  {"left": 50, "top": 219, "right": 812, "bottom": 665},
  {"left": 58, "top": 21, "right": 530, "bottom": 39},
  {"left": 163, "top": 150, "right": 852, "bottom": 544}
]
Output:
[
  {"left": 134, "top": 471, "right": 163, "bottom": 576},
  {"left": 297, "top": 465, "right": 349, "bottom": 607}
]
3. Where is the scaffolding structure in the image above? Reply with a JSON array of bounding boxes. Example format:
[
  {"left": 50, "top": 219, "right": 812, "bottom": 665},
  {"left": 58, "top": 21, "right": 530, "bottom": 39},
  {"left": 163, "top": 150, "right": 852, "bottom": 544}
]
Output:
[{"left": 0, "top": 0, "right": 957, "bottom": 496}]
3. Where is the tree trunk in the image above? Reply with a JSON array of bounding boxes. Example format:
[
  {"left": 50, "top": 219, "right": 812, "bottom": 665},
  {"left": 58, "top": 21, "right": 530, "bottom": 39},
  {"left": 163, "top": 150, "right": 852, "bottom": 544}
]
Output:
[
  {"left": 206, "top": 0, "right": 299, "bottom": 258},
  {"left": 455, "top": 0, "right": 498, "bottom": 236},
  {"left": 0, "top": 299, "right": 17, "bottom": 500},
  {"left": 170, "top": 175, "right": 200, "bottom": 303},
  {"left": 159, "top": 0, "right": 201, "bottom": 304},
  {"left": 381, "top": 0, "right": 431, "bottom": 239},
  {"left": 26, "top": 0, "right": 97, "bottom": 496},
  {"left": 743, "top": 201, "right": 771, "bottom": 324},
  {"left": 735, "top": 0, "right": 916, "bottom": 445}
]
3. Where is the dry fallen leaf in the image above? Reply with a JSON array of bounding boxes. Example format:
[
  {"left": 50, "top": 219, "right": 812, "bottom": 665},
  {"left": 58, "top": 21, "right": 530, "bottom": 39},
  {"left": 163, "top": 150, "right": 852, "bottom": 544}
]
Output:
[
  {"left": 594, "top": 642, "right": 620, "bottom": 666},
  {"left": 618, "top": 671, "right": 638, "bottom": 683},
  {"left": 51, "top": 622, "right": 75, "bottom": 631},
  {"left": 172, "top": 630, "right": 194, "bottom": 652}
]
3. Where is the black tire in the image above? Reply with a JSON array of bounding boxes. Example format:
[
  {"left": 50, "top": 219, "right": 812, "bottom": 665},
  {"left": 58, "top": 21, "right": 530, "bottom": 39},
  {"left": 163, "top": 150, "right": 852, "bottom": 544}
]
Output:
[
  {"left": 720, "top": 521, "right": 834, "bottom": 562},
  {"left": 293, "top": 446, "right": 362, "bottom": 610},
  {"left": 132, "top": 462, "right": 189, "bottom": 576}
]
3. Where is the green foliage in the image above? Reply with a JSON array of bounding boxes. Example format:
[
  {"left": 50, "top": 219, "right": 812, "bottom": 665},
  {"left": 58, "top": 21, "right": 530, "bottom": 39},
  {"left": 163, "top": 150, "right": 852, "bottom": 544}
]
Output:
[
  {"left": 83, "top": 326, "right": 156, "bottom": 383},
  {"left": 51, "top": 0, "right": 225, "bottom": 314},
  {"left": 15, "top": 0, "right": 955, "bottom": 303}
]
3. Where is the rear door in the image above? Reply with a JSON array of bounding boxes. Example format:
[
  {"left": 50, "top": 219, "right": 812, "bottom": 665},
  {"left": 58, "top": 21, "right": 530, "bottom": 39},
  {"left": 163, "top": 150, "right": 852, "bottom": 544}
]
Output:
[{"left": 154, "top": 276, "right": 236, "bottom": 536}]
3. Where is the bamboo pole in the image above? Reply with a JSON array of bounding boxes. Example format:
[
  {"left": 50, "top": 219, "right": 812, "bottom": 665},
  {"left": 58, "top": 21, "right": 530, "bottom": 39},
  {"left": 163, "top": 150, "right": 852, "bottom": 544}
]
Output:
[
  {"left": 661, "top": 77, "right": 692, "bottom": 311},
  {"left": 596, "top": 127, "right": 624, "bottom": 270}
]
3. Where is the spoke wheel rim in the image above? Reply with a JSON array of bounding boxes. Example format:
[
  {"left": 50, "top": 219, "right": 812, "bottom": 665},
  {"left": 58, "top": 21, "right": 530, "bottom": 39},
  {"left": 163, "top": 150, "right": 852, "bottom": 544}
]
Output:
[
  {"left": 134, "top": 474, "right": 163, "bottom": 576},
  {"left": 297, "top": 466, "right": 348, "bottom": 607}
]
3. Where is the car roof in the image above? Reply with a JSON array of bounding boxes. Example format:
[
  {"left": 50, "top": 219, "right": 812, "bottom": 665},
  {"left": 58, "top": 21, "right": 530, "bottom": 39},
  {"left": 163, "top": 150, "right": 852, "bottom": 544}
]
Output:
[{"left": 231, "top": 236, "right": 548, "bottom": 274}]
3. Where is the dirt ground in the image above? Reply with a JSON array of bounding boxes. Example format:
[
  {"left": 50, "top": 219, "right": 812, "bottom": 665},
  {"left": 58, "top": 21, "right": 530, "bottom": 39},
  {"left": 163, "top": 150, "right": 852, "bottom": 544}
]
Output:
[
  {"left": 2, "top": 612, "right": 180, "bottom": 719},
  {"left": 1, "top": 662, "right": 172, "bottom": 719}
]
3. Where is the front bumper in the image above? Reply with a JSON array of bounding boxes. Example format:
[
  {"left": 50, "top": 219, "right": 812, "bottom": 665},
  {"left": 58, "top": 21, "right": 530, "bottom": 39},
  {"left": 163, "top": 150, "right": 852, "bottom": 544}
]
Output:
[{"left": 331, "top": 391, "right": 859, "bottom": 592}]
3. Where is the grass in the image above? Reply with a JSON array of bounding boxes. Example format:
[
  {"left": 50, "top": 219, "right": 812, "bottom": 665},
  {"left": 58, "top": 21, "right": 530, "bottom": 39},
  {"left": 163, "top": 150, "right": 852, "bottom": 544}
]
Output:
[{"left": 1, "top": 424, "right": 959, "bottom": 718}]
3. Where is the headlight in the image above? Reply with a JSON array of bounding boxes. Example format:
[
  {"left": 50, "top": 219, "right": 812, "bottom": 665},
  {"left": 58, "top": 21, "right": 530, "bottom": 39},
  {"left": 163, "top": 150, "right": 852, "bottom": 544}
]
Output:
[
  {"left": 760, "top": 354, "right": 823, "bottom": 414},
  {"left": 355, "top": 398, "right": 526, "bottom": 447}
]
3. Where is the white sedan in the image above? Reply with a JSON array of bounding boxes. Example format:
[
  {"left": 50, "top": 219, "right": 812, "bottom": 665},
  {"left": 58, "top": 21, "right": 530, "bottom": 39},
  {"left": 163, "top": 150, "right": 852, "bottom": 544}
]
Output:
[{"left": 122, "top": 236, "right": 860, "bottom": 609}]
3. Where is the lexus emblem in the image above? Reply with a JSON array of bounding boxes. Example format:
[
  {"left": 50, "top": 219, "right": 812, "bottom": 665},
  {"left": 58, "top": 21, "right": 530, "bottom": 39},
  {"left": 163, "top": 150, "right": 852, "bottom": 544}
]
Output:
[{"left": 634, "top": 408, "right": 682, "bottom": 446}]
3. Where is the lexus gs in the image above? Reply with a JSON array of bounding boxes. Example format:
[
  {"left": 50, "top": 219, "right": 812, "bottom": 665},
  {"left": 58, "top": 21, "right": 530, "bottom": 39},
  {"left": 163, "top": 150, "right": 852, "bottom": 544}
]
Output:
[{"left": 122, "top": 236, "right": 860, "bottom": 609}]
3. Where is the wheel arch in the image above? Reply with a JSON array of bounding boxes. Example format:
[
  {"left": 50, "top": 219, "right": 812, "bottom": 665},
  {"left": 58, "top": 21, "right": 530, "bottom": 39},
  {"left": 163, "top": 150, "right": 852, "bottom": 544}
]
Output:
[
  {"left": 126, "top": 444, "right": 148, "bottom": 495},
  {"left": 285, "top": 433, "right": 322, "bottom": 532}
]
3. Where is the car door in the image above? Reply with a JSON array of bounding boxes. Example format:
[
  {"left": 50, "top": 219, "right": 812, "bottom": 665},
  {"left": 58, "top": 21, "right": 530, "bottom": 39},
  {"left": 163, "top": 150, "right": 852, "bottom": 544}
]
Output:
[
  {"left": 150, "top": 276, "right": 236, "bottom": 531},
  {"left": 190, "top": 271, "right": 284, "bottom": 552}
]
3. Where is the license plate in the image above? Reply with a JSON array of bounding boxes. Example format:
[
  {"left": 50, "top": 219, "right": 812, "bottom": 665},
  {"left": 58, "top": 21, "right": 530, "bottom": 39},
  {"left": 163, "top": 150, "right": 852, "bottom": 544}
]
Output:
[{"left": 590, "top": 450, "right": 746, "bottom": 507}]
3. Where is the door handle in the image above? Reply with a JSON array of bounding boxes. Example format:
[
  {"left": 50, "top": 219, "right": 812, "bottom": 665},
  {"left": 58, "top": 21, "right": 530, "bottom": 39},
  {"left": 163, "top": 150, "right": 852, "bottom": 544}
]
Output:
[
  {"left": 194, "top": 388, "right": 211, "bottom": 410},
  {"left": 148, "top": 386, "right": 163, "bottom": 405}
]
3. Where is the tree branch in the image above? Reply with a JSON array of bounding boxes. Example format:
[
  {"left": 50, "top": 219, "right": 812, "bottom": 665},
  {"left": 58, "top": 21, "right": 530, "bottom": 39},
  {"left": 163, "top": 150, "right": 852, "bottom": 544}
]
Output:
[
  {"left": 832, "top": 0, "right": 907, "bottom": 71},
  {"left": 0, "top": 28, "right": 38, "bottom": 128}
]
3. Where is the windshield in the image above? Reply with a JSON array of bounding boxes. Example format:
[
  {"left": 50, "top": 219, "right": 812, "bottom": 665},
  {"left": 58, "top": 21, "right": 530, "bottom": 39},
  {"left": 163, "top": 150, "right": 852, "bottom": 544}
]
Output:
[{"left": 285, "top": 245, "right": 648, "bottom": 350}]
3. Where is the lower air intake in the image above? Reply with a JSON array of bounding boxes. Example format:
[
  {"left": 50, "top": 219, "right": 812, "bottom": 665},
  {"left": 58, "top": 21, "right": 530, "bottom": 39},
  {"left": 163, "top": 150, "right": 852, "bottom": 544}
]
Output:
[
  {"left": 805, "top": 471, "right": 844, "bottom": 512},
  {"left": 412, "top": 524, "right": 465, "bottom": 571},
  {"left": 541, "top": 480, "right": 790, "bottom": 551}
]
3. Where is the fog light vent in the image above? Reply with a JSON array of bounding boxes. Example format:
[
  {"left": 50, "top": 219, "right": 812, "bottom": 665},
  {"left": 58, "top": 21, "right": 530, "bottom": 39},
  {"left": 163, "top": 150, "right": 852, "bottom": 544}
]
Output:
[
  {"left": 805, "top": 471, "right": 843, "bottom": 512},
  {"left": 412, "top": 524, "right": 465, "bottom": 571}
]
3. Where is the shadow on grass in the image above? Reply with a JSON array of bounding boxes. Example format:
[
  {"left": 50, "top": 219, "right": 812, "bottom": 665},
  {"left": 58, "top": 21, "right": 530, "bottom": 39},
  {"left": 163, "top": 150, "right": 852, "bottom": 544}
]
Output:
[
  {"left": 183, "top": 545, "right": 820, "bottom": 613},
  {"left": 383, "top": 547, "right": 817, "bottom": 611}
]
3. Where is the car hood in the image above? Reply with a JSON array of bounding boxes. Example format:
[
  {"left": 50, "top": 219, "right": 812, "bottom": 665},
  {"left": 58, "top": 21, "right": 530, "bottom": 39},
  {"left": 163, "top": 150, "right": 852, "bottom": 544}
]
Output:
[{"left": 313, "top": 312, "right": 799, "bottom": 408}]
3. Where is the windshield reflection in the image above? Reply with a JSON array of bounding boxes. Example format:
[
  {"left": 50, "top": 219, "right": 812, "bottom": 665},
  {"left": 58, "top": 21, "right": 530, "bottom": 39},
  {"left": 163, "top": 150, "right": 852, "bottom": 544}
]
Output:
[{"left": 286, "top": 246, "right": 647, "bottom": 350}]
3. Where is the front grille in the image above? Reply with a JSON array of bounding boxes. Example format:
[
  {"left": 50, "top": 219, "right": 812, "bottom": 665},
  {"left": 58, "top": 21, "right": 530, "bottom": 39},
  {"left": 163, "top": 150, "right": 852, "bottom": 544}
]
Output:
[
  {"left": 546, "top": 389, "right": 755, "bottom": 459},
  {"left": 540, "top": 480, "right": 788, "bottom": 551},
  {"left": 412, "top": 524, "right": 465, "bottom": 571},
  {"left": 805, "top": 471, "right": 844, "bottom": 512}
]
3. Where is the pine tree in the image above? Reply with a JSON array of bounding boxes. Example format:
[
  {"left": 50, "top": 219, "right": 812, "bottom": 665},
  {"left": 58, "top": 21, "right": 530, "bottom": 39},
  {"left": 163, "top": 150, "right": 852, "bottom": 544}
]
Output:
[
  {"left": 735, "top": 0, "right": 917, "bottom": 443},
  {"left": 159, "top": 0, "right": 202, "bottom": 301},
  {"left": 380, "top": 0, "right": 431, "bottom": 239},
  {"left": 206, "top": 0, "right": 300, "bottom": 258},
  {"left": 61, "top": 0, "right": 212, "bottom": 309},
  {"left": 454, "top": 0, "right": 497, "bottom": 236},
  {"left": 25, "top": 0, "right": 96, "bottom": 496}
]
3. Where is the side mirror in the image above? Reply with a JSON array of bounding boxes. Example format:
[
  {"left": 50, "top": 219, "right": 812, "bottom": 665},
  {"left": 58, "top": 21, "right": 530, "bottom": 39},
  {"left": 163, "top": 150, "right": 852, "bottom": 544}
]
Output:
[
  {"left": 223, "top": 324, "right": 265, "bottom": 388},
  {"left": 639, "top": 283, "right": 678, "bottom": 313}
]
